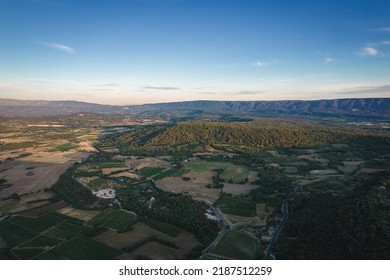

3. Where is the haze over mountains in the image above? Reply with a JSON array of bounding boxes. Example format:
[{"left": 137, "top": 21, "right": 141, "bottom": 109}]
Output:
[{"left": 0, "top": 98, "right": 389, "bottom": 120}]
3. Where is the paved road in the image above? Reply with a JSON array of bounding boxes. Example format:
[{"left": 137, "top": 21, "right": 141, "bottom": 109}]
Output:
[
  {"left": 266, "top": 200, "right": 289, "bottom": 259},
  {"left": 266, "top": 181, "right": 295, "bottom": 260},
  {"left": 201, "top": 206, "right": 229, "bottom": 255}
]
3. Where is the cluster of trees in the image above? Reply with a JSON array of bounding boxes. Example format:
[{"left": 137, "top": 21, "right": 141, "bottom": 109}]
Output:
[
  {"left": 211, "top": 168, "right": 224, "bottom": 188},
  {"left": 147, "top": 193, "right": 220, "bottom": 244},
  {"left": 115, "top": 183, "right": 220, "bottom": 245},
  {"left": 251, "top": 170, "right": 291, "bottom": 206},
  {"left": 275, "top": 174, "right": 390, "bottom": 259},
  {"left": 51, "top": 164, "right": 98, "bottom": 209}
]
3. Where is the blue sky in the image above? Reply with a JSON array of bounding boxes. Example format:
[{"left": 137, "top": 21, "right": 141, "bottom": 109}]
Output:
[{"left": 1, "top": 0, "right": 389, "bottom": 104}]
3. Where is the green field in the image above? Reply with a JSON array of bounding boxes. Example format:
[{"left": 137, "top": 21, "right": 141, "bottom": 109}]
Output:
[
  {"left": 184, "top": 161, "right": 231, "bottom": 172},
  {"left": 34, "top": 236, "right": 122, "bottom": 260},
  {"left": 211, "top": 230, "right": 262, "bottom": 259},
  {"left": 184, "top": 161, "right": 250, "bottom": 183},
  {"left": 215, "top": 193, "right": 256, "bottom": 217},
  {"left": 12, "top": 248, "right": 45, "bottom": 259},
  {"left": 0, "top": 141, "right": 35, "bottom": 151},
  {"left": 220, "top": 164, "right": 250, "bottom": 183},
  {"left": 20, "top": 235, "right": 62, "bottom": 248},
  {"left": 87, "top": 178, "right": 117, "bottom": 191},
  {"left": 45, "top": 222, "right": 92, "bottom": 240},
  {"left": 9, "top": 214, "right": 63, "bottom": 233},
  {"left": 144, "top": 219, "right": 183, "bottom": 237},
  {"left": 98, "top": 162, "right": 127, "bottom": 168},
  {"left": 0, "top": 221, "right": 36, "bottom": 248},
  {"left": 364, "top": 161, "right": 388, "bottom": 169},
  {"left": 50, "top": 212, "right": 85, "bottom": 225},
  {"left": 0, "top": 209, "right": 123, "bottom": 259},
  {"left": 153, "top": 169, "right": 182, "bottom": 180},
  {"left": 139, "top": 167, "right": 165, "bottom": 177},
  {"left": 50, "top": 143, "right": 78, "bottom": 152},
  {"left": 87, "top": 209, "right": 137, "bottom": 232}
]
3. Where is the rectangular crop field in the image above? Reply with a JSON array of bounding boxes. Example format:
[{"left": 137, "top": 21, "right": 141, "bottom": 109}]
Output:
[
  {"left": 87, "top": 209, "right": 137, "bottom": 232},
  {"left": 20, "top": 235, "right": 62, "bottom": 248},
  {"left": 220, "top": 164, "right": 250, "bottom": 183},
  {"left": 215, "top": 193, "right": 256, "bottom": 217},
  {"left": 184, "top": 161, "right": 231, "bottom": 172},
  {"left": 144, "top": 219, "right": 183, "bottom": 237},
  {"left": 9, "top": 214, "right": 63, "bottom": 233},
  {"left": 87, "top": 178, "right": 119, "bottom": 191},
  {"left": 50, "top": 143, "right": 78, "bottom": 152},
  {"left": 184, "top": 161, "right": 250, "bottom": 183},
  {"left": 12, "top": 248, "right": 44, "bottom": 259},
  {"left": 34, "top": 236, "right": 122, "bottom": 260},
  {"left": 45, "top": 222, "right": 92, "bottom": 240},
  {"left": 211, "top": 230, "right": 262, "bottom": 259},
  {"left": 98, "top": 162, "right": 127, "bottom": 168},
  {"left": 0, "top": 221, "right": 36, "bottom": 248},
  {"left": 153, "top": 169, "right": 182, "bottom": 180},
  {"left": 139, "top": 167, "right": 165, "bottom": 177}
]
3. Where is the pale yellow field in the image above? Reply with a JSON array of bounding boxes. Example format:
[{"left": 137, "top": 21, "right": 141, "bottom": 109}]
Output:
[
  {"left": 101, "top": 167, "right": 130, "bottom": 175},
  {"left": 0, "top": 128, "right": 96, "bottom": 199},
  {"left": 0, "top": 161, "right": 71, "bottom": 197},
  {"left": 155, "top": 177, "right": 220, "bottom": 203},
  {"left": 0, "top": 191, "right": 56, "bottom": 214},
  {"left": 125, "top": 157, "right": 171, "bottom": 170},
  {"left": 56, "top": 206, "right": 99, "bottom": 222}
]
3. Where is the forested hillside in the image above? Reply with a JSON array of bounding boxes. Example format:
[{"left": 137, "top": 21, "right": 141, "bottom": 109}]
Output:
[{"left": 110, "top": 120, "right": 383, "bottom": 155}]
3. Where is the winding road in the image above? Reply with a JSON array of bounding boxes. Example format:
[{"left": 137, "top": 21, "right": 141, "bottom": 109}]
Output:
[
  {"left": 266, "top": 181, "right": 296, "bottom": 260},
  {"left": 201, "top": 206, "right": 229, "bottom": 255}
]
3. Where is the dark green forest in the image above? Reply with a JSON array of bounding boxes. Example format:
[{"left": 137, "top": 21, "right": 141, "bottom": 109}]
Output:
[
  {"left": 275, "top": 173, "right": 390, "bottom": 259},
  {"left": 105, "top": 120, "right": 387, "bottom": 155}
]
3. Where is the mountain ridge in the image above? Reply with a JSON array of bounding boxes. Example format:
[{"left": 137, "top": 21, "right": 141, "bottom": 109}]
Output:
[{"left": 0, "top": 97, "right": 389, "bottom": 119}]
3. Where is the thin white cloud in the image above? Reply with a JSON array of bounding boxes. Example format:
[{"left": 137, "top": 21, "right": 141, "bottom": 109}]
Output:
[
  {"left": 367, "top": 40, "right": 390, "bottom": 47},
  {"left": 324, "top": 57, "right": 334, "bottom": 64},
  {"left": 373, "top": 27, "right": 390, "bottom": 33},
  {"left": 232, "top": 90, "right": 269, "bottom": 95},
  {"left": 360, "top": 47, "right": 379, "bottom": 57},
  {"left": 253, "top": 61, "right": 268, "bottom": 67},
  {"left": 39, "top": 41, "right": 75, "bottom": 53},
  {"left": 141, "top": 86, "right": 180, "bottom": 90},
  {"left": 253, "top": 59, "right": 278, "bottom": 67}
]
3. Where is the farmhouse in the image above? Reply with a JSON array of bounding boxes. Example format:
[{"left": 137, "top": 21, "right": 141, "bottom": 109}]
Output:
[{"left": 94, "top": 188, "right": 116, "bottom": 199}]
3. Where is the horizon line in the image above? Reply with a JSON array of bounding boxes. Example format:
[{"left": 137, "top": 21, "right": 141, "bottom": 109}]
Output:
[{"left": 0, "top": 96, "right": 390, "bottom": 107}]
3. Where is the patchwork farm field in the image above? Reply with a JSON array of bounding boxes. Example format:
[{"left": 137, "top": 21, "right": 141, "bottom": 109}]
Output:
[
  {"left": 95, "top": 222, "right": 200, "bottom": 260},
  {"left": 155, "top": 160, "right": 256, "bottom": 203},
  {"left": 211, "top": 230, "right": 262, "bottom": 259},
  {"left": 155, "top": 177, "right": 221, "bottom": 202},
  {"left": 2, "top": 116, "right": 390, "bottom": 260},
  {"left": 0, "top": 123, "right": 98, "bottom": 200},
  {"left": 87, "top": 209, "right": 137, "bottom": 232},
  {"left": 0, "top": 191, "right": 56, "bottom": 214},
  {"left": 56, "top": 206, "right": 99, "bottom": 222},
  {"left": 183, "top": 161, "right": 250, "bottom": 183},
  {"left": 34, "top": 236, "right": 122, "bottom": 260}
]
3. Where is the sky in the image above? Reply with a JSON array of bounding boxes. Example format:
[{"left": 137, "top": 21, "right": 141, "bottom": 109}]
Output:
[{"left": 0, "top": 0, "right": 390, "bottom": 105}]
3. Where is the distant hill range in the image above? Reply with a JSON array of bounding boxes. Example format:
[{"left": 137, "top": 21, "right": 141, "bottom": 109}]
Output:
[{"left": 0, "top": 98, "right": 389, "bottom": 120}]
